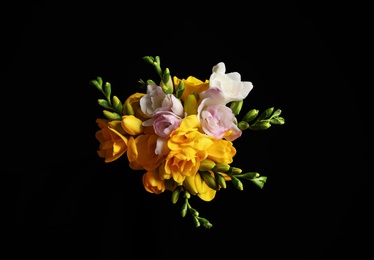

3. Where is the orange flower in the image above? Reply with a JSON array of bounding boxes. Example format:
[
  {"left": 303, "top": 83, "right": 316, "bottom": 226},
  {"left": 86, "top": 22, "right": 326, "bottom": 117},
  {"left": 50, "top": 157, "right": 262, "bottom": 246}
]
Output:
[
  {"left": 123, "top": 92, "right": 149, "bottom": 121},
  {"left": 126, "top": 134, "right": 167, "bottom": 171},
  {"left": 142, "top": 168, "right": 166, "bottom": 194},
  {"left": 95, "top": 119, "right": 129, "bottom": 163}
]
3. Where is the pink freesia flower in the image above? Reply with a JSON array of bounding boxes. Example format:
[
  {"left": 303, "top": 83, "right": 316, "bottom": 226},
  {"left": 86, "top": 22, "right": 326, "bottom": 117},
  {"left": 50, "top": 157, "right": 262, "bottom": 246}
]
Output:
[
  {"left": 198, "top": 88, "right": 242, "bottom": 141},
  {"left": 140, "top": 84, "right": 166, "bottom": 116}
]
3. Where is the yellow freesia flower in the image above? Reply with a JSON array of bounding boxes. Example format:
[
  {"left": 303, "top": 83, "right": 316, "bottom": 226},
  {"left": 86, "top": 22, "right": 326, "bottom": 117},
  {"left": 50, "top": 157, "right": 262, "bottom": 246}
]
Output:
[
  {"left": 207, "top": 138, "right": 236, "bottom": 164},
  {"left": 160, "top": 115, "right": 215, "bottom": 183},
  {"left": 173, "top": 76, "right": 209, "bottom": 102},
  {"left": 183, "top": 172, "right": 216, "bottom": 201},
  {"left": 95, "top": 118, "right": 129, "bottom": 163},
  {"left": 142, "top": 168, "right": 166, "bottom": 194},
  {"left": 121, "top": 115, "right": 144, "bottom": 135}
]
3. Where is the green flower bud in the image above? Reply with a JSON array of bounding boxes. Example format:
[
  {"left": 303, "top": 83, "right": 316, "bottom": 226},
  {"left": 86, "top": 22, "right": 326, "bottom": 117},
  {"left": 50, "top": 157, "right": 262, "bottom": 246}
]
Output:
[
  {"left": 199, "top": 171, "right": 218, "bottom": 190},
  {"left": 230, "top": 175, "right": 243, "bottom": 190},
  {"left": 192, "top": 216, "right": 200, "bottom": 227},
  {"left": 199, "top": 159, "right": 216, "bottom": 171},
  {"left": 90, "top": 77, "right": 103, "bottom": 91},
  {"left": 104, "top": 82, "right": 111, "bottom": 101},
  {"left": 230, "top": 100, "right": 243, "bottom": 116},
  {"left": 171, "top": 187, "right": 181, "bottom": 204},
  {"left": 183, "top": 191, "right": 191, "bottom": 199},
  {"left": 189, "top": 208, "right": 199, "bottom": 217},
  {"left": 98, "top": 99, "right": 112, "bottom": 110},
  {"left": 213, "top": 163, "right": 230, "bottom": 172},
  {"left": 243, "top": 109, "right": 259, "bottom": 122},
  {"left": 184, "top": 94, "right": 198, "bottom": 115},
  {"left": 236, "top": 171, "right": 258, "bottom": 179},
  {"left": 175, "top": 80, "right": 184, "bottom": 99},
  {"left": 180, "top": 200, "right": 188, "bottom": 217},
  {"left": 238, "top": 121, "right": 250, "bottom": 130},
  {"left": 124, "top": 103, "right": 135, "bottom": 116},
  {"left": 252, "top": 120, "right": 271, "bottom": 130},
  {"left": 231, "top": 167, "right": 242, "bottom": 175},
  {"left": 161, "top": 68, "right": 173, "bottom": 94},
  {"left": 216, "top": 173, "right": 227, "bottom": 189},
  {"left": 197, "top": 217, "right": 213, "bottom": 229},
  {"left": 112, "top": 95, "right": 123, "bottom": 114},
  {"left": 103, "top": 110, "right": 121, "bottom": 120}
]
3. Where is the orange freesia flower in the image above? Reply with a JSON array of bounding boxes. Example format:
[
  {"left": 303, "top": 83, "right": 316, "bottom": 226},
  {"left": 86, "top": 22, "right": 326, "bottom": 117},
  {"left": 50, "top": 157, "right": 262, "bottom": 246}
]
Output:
[{"left": 95, "top": 119, "right": 129, "bottom": 163}]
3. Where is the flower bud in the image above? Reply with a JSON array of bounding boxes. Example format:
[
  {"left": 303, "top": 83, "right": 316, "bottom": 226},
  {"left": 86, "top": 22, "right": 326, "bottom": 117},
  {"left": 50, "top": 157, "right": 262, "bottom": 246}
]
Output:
[
  {"left": 254, "top": 121, "right": 272, "bottom": 130},
  {"left": 243, "top": 109, "right": 259, "bottom": 122},
  {"left": 216, "top": 173, "right": 227, "bottom": 189},
  {"left": 199, "top": 171, "right": 217, "bottom": 190},
  {"left": 124, "top": 103, "right": 135, "bottom": 116},
  {"left": 230, "top": 100, "right": 243, "bottom": 116},
  {"left": 103, "top": 110, "right": 121, "bottom": 120},
  {"left": 199, "top": 159, "right": 216, "bottom": 171},
  {"left": 238, "top": 121, "right": 249, "bottom": 130},
  {"left": 180, "top": 200, "right": 188, "bottom": 217},
  {"left": 231, "top": 167, "right": 242, "bottom": 175},
  {"left": 121, "top": 115, "right": 144, "bottom": 135},
  {"left": 230, "top": 175, "right": 243, "bottom": 191},
  {"left": 161, "top": 68, "right": 173, "bottom": 94},
  {"left": 171, "top": 187, "right": 181, "bottom": 204},
  {"left": 112, "top": 95, "right": 123, "bottom": 114},
  {"left": 184, "top": 94, "right": 198, "bottom": 115},
  {"left": 213, "top": 163, "right": 230, "bottom": 172},
  {"left": 175, "top": 80, "right": 184, "bottom": 99},
  {"left": 104, "top": 82, "right": 111, "bottom": 100}
]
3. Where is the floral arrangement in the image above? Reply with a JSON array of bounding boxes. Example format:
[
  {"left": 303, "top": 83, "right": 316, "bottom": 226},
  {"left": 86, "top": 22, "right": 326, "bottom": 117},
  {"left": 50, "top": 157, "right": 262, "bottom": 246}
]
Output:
[{"left": 90, "top": 56, "right": 285, "bottom": 228}]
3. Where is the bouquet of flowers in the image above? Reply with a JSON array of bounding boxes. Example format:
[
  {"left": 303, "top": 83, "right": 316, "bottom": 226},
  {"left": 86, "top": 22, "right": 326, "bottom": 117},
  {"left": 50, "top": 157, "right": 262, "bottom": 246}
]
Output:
[{"left": 90, "top": 56, "right": 285, "bottom": 228}]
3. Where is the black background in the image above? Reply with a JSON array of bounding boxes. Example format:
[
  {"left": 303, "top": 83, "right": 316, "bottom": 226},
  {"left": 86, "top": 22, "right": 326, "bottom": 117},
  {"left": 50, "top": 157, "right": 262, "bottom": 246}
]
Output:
[{"left": 2, "top": 2, "right": 371, "bottom": 259}]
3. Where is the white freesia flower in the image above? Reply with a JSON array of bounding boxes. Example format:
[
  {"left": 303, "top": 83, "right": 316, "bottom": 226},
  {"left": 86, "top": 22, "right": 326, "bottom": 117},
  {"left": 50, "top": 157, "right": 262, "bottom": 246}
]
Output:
[{"left": 209, "top": 62, "right": 253, "bottom": 103}]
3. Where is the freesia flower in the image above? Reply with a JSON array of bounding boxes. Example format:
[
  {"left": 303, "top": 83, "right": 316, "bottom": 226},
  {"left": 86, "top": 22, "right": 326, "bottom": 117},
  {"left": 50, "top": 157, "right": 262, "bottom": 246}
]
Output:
[
  {"left": 142, "top": 169, "right": 166, "bottom": 194},
  {"left": 209, "top": 62, "right": 253, "bottom": 103},
  {"left": 173, "top": 75, "right": 209, "bottom": 102},
  {"left": 95, "top": 119, "right": 129, "bottom": 163},
  {"left": 140, "top": 84, "right": 166, "bottom": 116},
  {"left": 197, "top": 88, "right": 242, "bottom": 141}
]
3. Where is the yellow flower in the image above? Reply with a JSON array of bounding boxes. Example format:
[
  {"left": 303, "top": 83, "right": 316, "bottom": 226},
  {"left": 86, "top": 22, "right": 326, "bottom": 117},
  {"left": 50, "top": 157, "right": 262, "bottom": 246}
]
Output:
[
  {"left": 123, "top": 92, "right": 149, "bottom": 121},
  {"left": 207, "top": 138, "right": 237, "bottom": 164},
  {"left": 95, "top": 118, "right": 129, "bottom": 163},
  {"left": 121, "top": 115, "right": 144, "bottom": 135},
  {"left": 173, "top": 76, "right": 209, "bottom": 102},
  {"left": 183, "top": 172, "right": 216, "bottom": 201},
  {"left": 127, "top": 134, "right": 167, "bottom": 171},
  {"left": 160, "top": 115, "right": 214, "bottom": 183},
  {"left": 142, "top": 168, "right": 166, "bottom": 194}
]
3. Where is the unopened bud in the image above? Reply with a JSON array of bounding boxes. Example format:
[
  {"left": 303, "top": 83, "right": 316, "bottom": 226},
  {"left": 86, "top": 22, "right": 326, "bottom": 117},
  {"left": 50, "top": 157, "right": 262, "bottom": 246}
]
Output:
[
  {"left": 230, "top": 100, "right": 243, "bottom": 116},
  {"left": 103, "top": 110, "right": 121, "bottom": 121},
  {"left": 238, "top": 121, "right": 249, "bottom": 130},
  {"left": 171, "top": 187, "right": 181, "bottom": 204},
  {"left": 213, "top": 163, "right": 230, "bottom": 172},
  {"left": 175, "top": 80, "right": 184, "bottom": 99},
  {"left": 199, "top": 159, "right": 216, "bottom": 171},
  {"left": 124, "top": 103, "right": 135, "bottom": 115},
  {"left": 243, "top": 109, "right": 259, "bottom": 122},
  {"left": 216, "top": 173, "right": 227, "bottom": 189},
  {"left": 184, "top": 94, "right": 198, "bottom": 115},
  {"left": 112, "top": 95, "right": 123, "bottom": 114},
  {"left": 231, "top": 167, "right": 242, "bottom": 174},
  {"left": 199, "top": 171, "right": 217, "bottom": 190}
]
